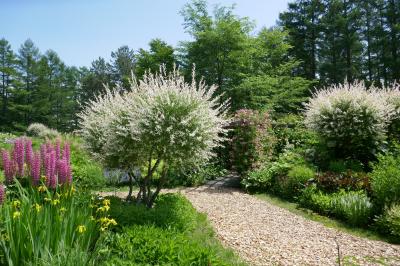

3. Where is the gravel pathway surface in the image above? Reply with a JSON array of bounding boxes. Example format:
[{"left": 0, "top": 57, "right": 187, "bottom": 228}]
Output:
[{"left": 99, "top": 177, "right": 400, "bottom": 265}]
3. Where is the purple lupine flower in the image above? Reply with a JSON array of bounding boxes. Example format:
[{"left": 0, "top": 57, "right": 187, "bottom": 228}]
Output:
[
  {"left": 40, "top": 143, "right": 46, "bottom": 164},
  {"left": 31, "top": 152, "right": 41, "bottom": 186},
  {"left": 25, "top": 138, "right": 33, "bottom": 169},
  {"left": 57, "top": 159, "right": 71, "bottom": 185},
  {"left": 55, "top": 138, "right": 61, "bottom": 160},
  {"left": 13, "top": 138, "right": 25, "bottom": 177},
  {"left": 0, "top": 184, "right": 5, "bottom": 204},
  {"left": 2, "top": 150, "right": 15, "bottom": 184},
  {"left": 62, "top": 142, "right": 70, "bottom": 164}
]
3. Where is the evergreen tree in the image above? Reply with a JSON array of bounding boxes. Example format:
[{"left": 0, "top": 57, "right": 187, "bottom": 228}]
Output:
[
  {"left": 0, "top": 38, "right": 18, "bottom": 131},
  {"left": 110, "top": 45, "right": 135, "bottom": 90}
]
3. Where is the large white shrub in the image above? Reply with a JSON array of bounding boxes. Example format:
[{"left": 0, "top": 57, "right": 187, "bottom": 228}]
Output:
[
  {"left": 304, "top": 81, "right": 393, "bottom": 162},
  {"left": 383, "top": 83, "right": 400, "bottom": 139},
  {"left": 79, "top": 68, "right": 229, "bottom": 207}
]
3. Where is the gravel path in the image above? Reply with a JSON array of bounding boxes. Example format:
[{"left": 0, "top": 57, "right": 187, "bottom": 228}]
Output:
[
  {"left": 99, "top": 179, "right": 400, "bottom": 266},
  {"left": 182, "top": 185, "right": 400, "bottom": 266}
]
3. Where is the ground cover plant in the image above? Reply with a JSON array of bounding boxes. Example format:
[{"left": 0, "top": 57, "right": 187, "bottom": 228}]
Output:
[{"left": 95, "top": 194, "right": 246, "bottom": 266}]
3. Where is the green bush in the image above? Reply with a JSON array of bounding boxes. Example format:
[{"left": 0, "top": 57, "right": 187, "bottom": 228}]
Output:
[
  {"left": 230, "top": 109, "right": 276, "bottom": 175},
  {"left": 272, "top": 114, "right": 318, "bottom": 156},
  {"left": 69, "top": 137, "right": 106, "bottom": 189},
  {"left": 298, "top": 185, "right": 333, "bottom": 215},
  {"left": 331, "top": 190, "right": 373, "bottom": 226},
  {"left": 242, "top": 148, "right": 307, "bottom": 193},
  {"left": 375, "top": 203, "right": 400, "bottom": 238},
  {"left": 107, "top": 194, "right": 198, "bottom": 232},
  {"left": 328, "top": 159, "right": 363, "bottom": 173},
  {"left": 241, "top": 166, "right": 274, "bottom": 191},
  {"left": 281, "top": 165, "right": 315, "bottom": 198},
  {"left": 167, "top": 163, "right": 227, "bottom": 187},
  {"left": 100, "top": 194, "right": 245, "bottom": 266},
  {"left": 370, "top": 153, "right": 400, "bottom": 209},
  {"left": 100, "top": 225, "right": 235, "bottom": 266}
]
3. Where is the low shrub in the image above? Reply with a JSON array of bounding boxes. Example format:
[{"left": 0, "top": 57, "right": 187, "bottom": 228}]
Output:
[
  {"left": 107, "top": 194, "right": 198, "bottom": 232},
  {"left": 100, "top": 193, "right": 245, "bottom": 266},
  {"left": 167, "top": 163, "right": 227, "bottom": 187},
  {"left": 331, "top": 190, "right": 373, "bottom": 226},
  {"left": 298, "top": 185, "right": 333, "bottom": 215},
  {"left": 370, "top": 152, "right": 400, "bottom": 209},
  {"left": 242, "top": 148, "right": 307, "bottom": 193},
  {"left": 241, "top": 165, "right": 274, "bottom": 191},
  {"left": 230, "top": 109, "right": 276, "bottom": 175},
  {"left": 316, "top": 171, "right": 370, "bottom": 193},
  {"left": 100, "top": 225, "right": 235, "bottom": 266},
  {"left": 375, "top": 203, "right": 400, "bottom": 238},
  {"left": 26, "top": 123, "right": 60, "bottom": 139},
  {"left": 327, "top": 159, "right": 363, "bottom": 173},
  {"left": 281, "top": 165, "right": 315, "bottom": 198}
]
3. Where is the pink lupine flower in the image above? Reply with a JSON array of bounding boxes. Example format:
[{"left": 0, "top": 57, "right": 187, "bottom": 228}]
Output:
[
  {"left": 57, "top": 159, "right": 71, "bottom": 185},
  {"left": 0, "top": 184, "right": 5, "bottom": 204},
  {"left": 13, "top": 138, "right": 25, "bottom": 177},
  {"left": 2, "top": 150, "right": 15, "bottom": 184},
  {"left": 25, "top": 138, "right": 33, "bottom": 169},
  {"left": 40, "top": 143, "right": 46, "bottom": 163},
  {"left": 49, "top": 151, "right": 57, "bottom": 189},
  {"left": 62, "top": 142, "right": 70, "bottom": 164},
  {"left": 31, "top": 152, "right": 41, "bottom": 186},
  {"left": 55, "top": 138, "right": 61, "bottom": 160},
  {"left": 66, "top": 163, "right": 72, "bottom": 184}
]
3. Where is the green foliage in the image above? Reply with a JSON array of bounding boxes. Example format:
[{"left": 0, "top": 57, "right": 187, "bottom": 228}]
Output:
[
  {"left": 100, "top": 194, "right": 245, "bottom": 266},
  {"left": 241, "top": 166, "right": 274, "bottom": 191},
  {"left": 370, "top": 152, "right": 400, "bottom": 209},
  {"left": 298, "top": 185, "right": 333, "bottom": 215},
  {"left": 375, "top": 204, "right": 400, "bottom": 239},
  {"left": 281, "top": 165, "right": 315, "bottom": 197},
  {"left": 272, "top": 114, "right": 319, "bottom": 156},
  {"left": 230, "top": 109, "right": 275, "bottom": 175},
  {"left": 315, "top": 171, "right": 370, "bottom": 193},
  {"left": 232, "top": 75, "right": 313, "bottom": 113},
  {"left": 328, "top": 159, "right": 363, "bottom": 173},
  {"left": 242, "top": 148, "right": 306, "bottom": 192},
  {"left": 168, "top": 163, "right": 227, "bottom": 187},
  {"left": 107, "top": 194, "right": 198, "bottom": 232},
  {"left": 0, "top": 182, "right": 103, "bottom": 266},
  {"left": 331, "top": 190, "right": 373, "bottom": 226}
]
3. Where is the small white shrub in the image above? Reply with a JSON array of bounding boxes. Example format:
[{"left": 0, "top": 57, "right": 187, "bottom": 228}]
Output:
[
  {"left": 79, "top": 67, "right": 229, "bottom": 207},
  {"left": 304, "top": 80, "right": 393, "bottom": 161},
  {"left": 26, "top": 123, "right": 60, "bottom": 139}
]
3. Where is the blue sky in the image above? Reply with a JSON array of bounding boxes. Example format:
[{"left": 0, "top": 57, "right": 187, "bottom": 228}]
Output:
[{"left": 1, "top": 0, "right": 290, "bottom": 67}]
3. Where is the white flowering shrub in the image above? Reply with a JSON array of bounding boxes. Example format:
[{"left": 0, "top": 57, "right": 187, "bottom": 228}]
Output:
[
  {"left": 26, "top": 123, "right": 60, "bottom": 139},
  {"left": 79, "top": 68, "right": 229, "bottom": 207},
  {"left": 304, "top": 81, "right": 393, "bottom": 163},
  {"left": 383, "top": 84, "right": 400, "bottom": 139}
]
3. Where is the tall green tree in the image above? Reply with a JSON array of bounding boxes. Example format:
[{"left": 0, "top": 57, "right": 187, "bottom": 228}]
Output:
[
  {"left": 0, "top": 38, "right": 18, "bottom": 130},
  {"left": 179, "top": 0, "right": 253, "bottom": 97},
  {"left": 135, "top": 39, "right": 175, "bottom": 79},
  {"left": 110, "top": 45, "right": 135, "bottom": 90},
  {"left": 231, "top": 29, "right": 314, "bottom": 113}
]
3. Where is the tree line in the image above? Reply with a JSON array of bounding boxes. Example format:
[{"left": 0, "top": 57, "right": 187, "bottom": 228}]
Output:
[{"left": 1, "top": 0, "right": 399, "bottom": 133}]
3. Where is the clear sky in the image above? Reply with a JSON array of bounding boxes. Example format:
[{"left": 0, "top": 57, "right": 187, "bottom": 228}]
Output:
[{"left": 1, "top": 0, "right": 291, "bottom": 67}]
